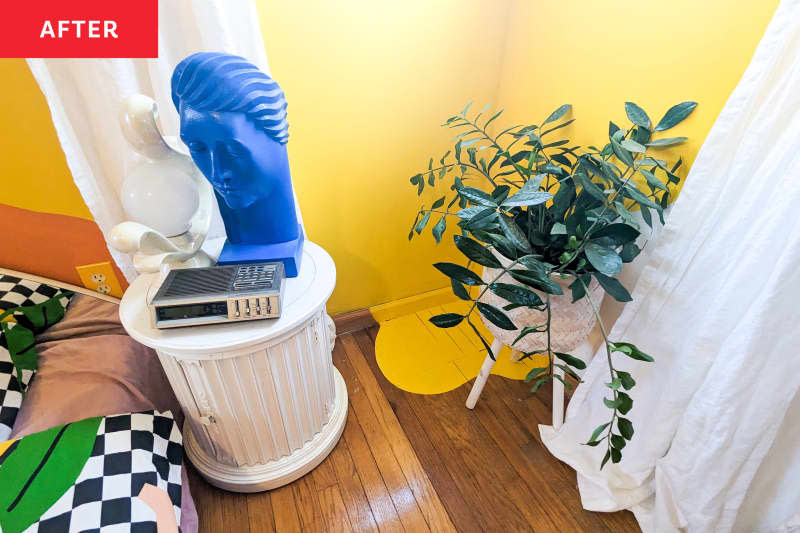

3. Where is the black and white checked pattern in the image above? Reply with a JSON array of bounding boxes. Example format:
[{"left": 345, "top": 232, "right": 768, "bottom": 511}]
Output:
[
  {"left": 0, "top": 324, "right": 33, "bottom": 441},
  {"left": 26, "top": 411, "right": 183, "bottom": 533},
  {"left": 0, "top": 275, "right": 65, "bottom": 311}
]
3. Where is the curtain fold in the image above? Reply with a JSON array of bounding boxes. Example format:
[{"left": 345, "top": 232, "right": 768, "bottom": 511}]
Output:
[
  {"left": 540, "top": 1, "right": 800, "bottom": 531},
  {"left": 27, "top": 0, "right": 271, "bottom": 280}
]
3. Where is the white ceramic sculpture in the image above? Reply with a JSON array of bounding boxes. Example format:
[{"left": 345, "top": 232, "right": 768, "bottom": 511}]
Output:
[{"left": 108, "top": 95, "right": 214, "bottom": 273}]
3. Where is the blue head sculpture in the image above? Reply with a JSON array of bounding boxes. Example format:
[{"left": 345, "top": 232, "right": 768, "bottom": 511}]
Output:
[{"left": 171, "top": 52, "right": 303, "bottom": 276}]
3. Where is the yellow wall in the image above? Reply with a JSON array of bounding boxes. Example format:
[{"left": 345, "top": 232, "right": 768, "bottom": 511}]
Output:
[
  {"left": 0, "top": 59, "right": 91, "bottom": 220},
  {"left": 256, "top": 1, "right": 511, "bottom": 314},
  {"left": 0, "top": 0, "right": 778, "bottom": 314},
  {"left": 495, "top": 0, "right": 778, "bottom": 184}
]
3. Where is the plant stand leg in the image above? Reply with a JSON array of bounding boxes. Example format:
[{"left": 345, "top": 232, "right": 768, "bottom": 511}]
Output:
[
  {"left": 553, "top": 363, "right": 565, "bottom": 430},
  {"left": 466, "top": 339, "right": 503, "bottom": 410},
  {"left": 510, "top": 348, "right": 523, "bottom": 362}
]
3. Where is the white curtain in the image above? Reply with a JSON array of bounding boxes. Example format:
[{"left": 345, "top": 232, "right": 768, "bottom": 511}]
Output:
[
  {"left": 541, "top": 1, "right": 800, "bottom": 531},
  {"left": 26, "top": 0, "right": 269, "bottom": 281}
]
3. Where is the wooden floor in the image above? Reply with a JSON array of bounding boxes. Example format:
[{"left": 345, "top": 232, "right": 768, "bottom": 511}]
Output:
[{"left": 187, "top": 325, "right": 640, "bottom": 532}]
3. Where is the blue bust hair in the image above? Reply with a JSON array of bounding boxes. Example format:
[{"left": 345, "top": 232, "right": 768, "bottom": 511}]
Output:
[{"left": 171, "top": 52, "right": 289, "bottom": 144}]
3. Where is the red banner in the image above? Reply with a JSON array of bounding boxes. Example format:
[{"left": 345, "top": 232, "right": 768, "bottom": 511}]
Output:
[{"left": 1, "top": 0, "right": 158, "bottom": 58}]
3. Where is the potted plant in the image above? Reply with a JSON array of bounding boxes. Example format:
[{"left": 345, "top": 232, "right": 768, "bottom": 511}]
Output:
[{"left": 408, "top": 100, "right": 696, "bottom": 467}]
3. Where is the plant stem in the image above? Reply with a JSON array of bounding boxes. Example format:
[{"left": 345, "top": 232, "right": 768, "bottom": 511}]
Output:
[{"left": 580, "top": 277, "right": 618, "bottom": 458}]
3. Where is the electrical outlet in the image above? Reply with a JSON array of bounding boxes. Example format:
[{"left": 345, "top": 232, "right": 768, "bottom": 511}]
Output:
[{"left": 76, "top": 262, "right": 123, "bottom": 298}]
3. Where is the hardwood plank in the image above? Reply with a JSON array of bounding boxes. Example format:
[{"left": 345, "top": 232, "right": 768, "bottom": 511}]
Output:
[
  {"left": 478, "top": 376, "right": 609, "bottom": 532},
  {"left": 340, "top": 333, "right": 457, "bottom": 533},
  {"left": 293, "top": 474, "right": 327, "bottom": 533},
  {"left": 270, "top": 484, "right": 303, "bottom": 533},
  {"left": 334, "top": 341, "right": 429, "bottom": 533},
  {"left": 334, "top": 308, "right": 377, "bottom": 334},
  {"left": 246, "top": 491, "right": 277, "bottom": 533},
  {"left": 357, "top": 328, "right": 482, "bottom": 533},
  {"left": 341, "top": 403, "right": 406, "bottom": 533},
  {"left": 329, "top": 440, "right": 381, "bottom": 533},
  {"left": 310, "top": 452, "right": 339, "bottom": 491},
  {"left": 497, "top": 371, "right": 640, "bottom": 532},
  {"left": 318, "top": 484, "right": 355, "bottom": 533}
]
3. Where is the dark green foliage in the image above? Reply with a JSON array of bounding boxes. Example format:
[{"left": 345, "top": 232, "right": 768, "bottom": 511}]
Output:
[{"left": 409, "top": 101, "right": 693, "bottom": 468}]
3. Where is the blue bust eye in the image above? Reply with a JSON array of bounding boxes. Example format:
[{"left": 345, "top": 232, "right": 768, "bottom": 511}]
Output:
[{"left": 188, "top": 141, "right": 207, "bottom": 153}]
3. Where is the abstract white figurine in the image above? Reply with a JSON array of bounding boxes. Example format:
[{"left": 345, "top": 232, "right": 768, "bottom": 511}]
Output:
[{"left": 108, "top": 95, "right": 215, "bottom": 273}]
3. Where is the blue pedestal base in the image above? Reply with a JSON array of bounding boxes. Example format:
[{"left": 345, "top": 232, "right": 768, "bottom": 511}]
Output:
[{"left": 216, "top": 226, "right": 304, "bottom": 277}]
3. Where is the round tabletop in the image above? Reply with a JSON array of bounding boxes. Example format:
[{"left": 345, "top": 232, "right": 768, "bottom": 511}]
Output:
[{"left": 119, "top": 240, "right": 336, "bottom": 357}]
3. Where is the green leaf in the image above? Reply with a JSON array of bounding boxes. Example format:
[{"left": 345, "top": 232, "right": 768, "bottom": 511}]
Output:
[
  {"left": 448, "top": 280, "right": 470, "bottom": 304},
  {"left": 429, "top": 313, "right": 464, "bottom": 328},
  {"left": 415, "top": 211, "right": 431, "bottom": 234},
  {"left": 594, "top": 273, "right": 632, "bottom": 302},
  {"left": 460, "top": 101, "right": 473, "bottom": 116},
  {"left": 467, "top": 319, "right": 496, "bottom": 360},
  {"left": 432, "top": 215, "right": 447, "bottom": 243},
  {"left": 575, "top": 172, "right": 607, "bottom": 203},
  {"left": 607, "top": 378, "right": 622, "bottom": 390},
  {"left": 617, "top": 417, "right": 634, "bottom": 440},
  {"left": 591, "top": 223, "right": 640, "bottom": 245},
  {"left": 604, "top": 396, "right": 622, "bottom": 409},
  {"left": 610, "top": 447, "right": 622, "bottom": 464},
  {"left": 524, "top": 367, "right": 548, "bottom": 382},
  {"left": 617, "top": 391, "right": 633, "bottom": 415},
  {"left": 601, "top": 450, "right": 611, "bottom": 469},
  {"left": 623, "top": 183, "right": 661, "bottom": 209},
  {"left": 620, "top": 242, "right": 641, "bottom": 263},
  {"left": 509, "top": 270, "right": 563, "bottom": 295},
  {"left": 554, "top": 352, "right": 586, "bottom": 370},
  {"left": 624, "top": 102, "right": 651, "bottom": 129},
  {"left": 454, "top": 235, "right": 501, "bottom": 268},
  {"left": 620, "top": 139, "right": 646, "bottom": 153},
  {"left": 530, "top": 376, "right": 550, "bottom": 393},
  {"left": 646, "top": 136, "right": 688, "bottom": 147},
  {"left": 551, "top": 222, "right": 567, "bottom": 235},
  {"left": 611, "top": 139, "right": 635, "bottom": 167},
  {"left": 512, "top": 325, "right": 544, "bottom": 345},
  {"left": 588, "top": 422, "right": 610, "bottom": 444},
  {"left": 459, "top": 187, "right": 497, "bottom": 207},
  {"left": 654, "top": 101, "right": 697, "bottom": 131},
  {"left": 611, "top": 434, "right": 627, "bottom": 450},
  {"left": 498, "top": 215, "right": 533, "bottom": 253},
  {"left": 502, "top": 177, "right": 552, "bottom": 207},
  {"left": 543, "top": 104, "right": 572, "bottom": 125},
  {"left": 541, "top": 118, "right": 575, "bottom": 136},
  {"left": 611, "top": 342, "right": 655, "bottom": 362},
  {"left": 639, "top": 169, "right": 667, "bottom": 191},
  {"left": 476, "top": 302, "right": 516, "bottom": 330},
  {"left": 484, "top": 109, "right": 504, "bottom": 128},
  {"left": 433, "top": 262, "right": 484, "bottom": 286},
  {"left": 617, "top": 371, "right": 636, "bottom": 390},
  {"left": 568, "top": 275, "right": 587, "bottom": 303},
  {"left": 584, "top": 242, "right": 623, "bottom": 276},
  {"left": 490, "top": 283, "right": 543, "bottom": 307},
  {"left": 552, "top": 374, "right": 573, "bottom": 391},
  {"left": 431, "top": 196, "right": 446, "bottom": 209}
]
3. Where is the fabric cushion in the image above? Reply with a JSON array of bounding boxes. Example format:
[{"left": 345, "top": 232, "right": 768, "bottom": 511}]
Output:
[
  {"left": 0, "top": 275, "right": 68, "bottom": 312},
  {"left": 0, "top": 410, "right": 183, "bottom": 533},
  {"left": 0, "top": 275, "right": 72, "bottom": 441},
  {"left": 12, "top": 293, "right": 198, "bottom": 533}
]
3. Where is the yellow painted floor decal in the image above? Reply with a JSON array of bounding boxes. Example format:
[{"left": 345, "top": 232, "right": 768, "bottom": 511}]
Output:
[{"left": 373, "top": 300, "right": 549, "bottom": 395}]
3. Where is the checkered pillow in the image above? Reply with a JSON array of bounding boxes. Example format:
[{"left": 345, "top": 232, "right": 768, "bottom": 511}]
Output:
[
  {"left": 0, "top": 275, "right": 68, "bottom": 312},
  {"left": 0, "top": 324, "right": 34, "bottom": 441},
  {"left": 4, "top": 411, "right": 183, "bottom": 533}
]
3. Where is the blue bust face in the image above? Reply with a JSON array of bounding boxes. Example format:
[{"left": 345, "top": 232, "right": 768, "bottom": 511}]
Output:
[{"left": 179, "top": 107, "right": 288, "bottom": 210}]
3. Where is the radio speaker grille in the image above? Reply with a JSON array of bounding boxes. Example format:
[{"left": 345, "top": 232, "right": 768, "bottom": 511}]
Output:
[{"left": 161, "top": 267, "right": 235, "bottom": 297}]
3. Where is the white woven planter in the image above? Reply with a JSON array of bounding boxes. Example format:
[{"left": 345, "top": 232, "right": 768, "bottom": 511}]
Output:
[{"left": 479, "top": 254, "right": 605, "bottom": 354}]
